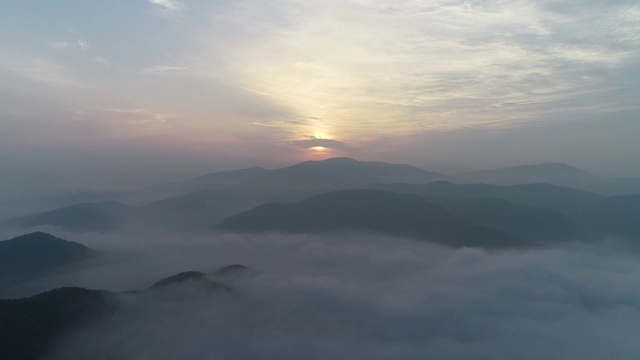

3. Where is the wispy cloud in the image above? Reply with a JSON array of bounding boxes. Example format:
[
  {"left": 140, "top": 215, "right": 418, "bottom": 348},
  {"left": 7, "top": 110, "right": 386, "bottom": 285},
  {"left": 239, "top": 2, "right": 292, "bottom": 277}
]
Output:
[
  {"left": 102, "top": 108, "right": 170, "bottom": 124},
  {"left": 76, "top": 39, "right": 89, "bottom": 52},
  {"left": 92, "top": 56, "right": 111, "bottom": 67},
  {"left": 1, "top": 0, "right": 639, "bottom": 171},
  {"left": 47, "top": 41, "right": 73, "bottom": 50},
  {"left": 0, "top": 55, "right": 79, "bottom": 87},
  {"left": 201, "top": 0, "right": 640, "bottom": 140},
  {"left": 140, "top": 65, "right": 189, "bottom": 75},
  {"left": 149, "top": 0, "right": 185, "bottom": 16},
  {"left": 47, "top": 39, "right": 89, "bottom": 51},
  {"left": 291, "top": 137, "right": 348, "bottom": 150}
]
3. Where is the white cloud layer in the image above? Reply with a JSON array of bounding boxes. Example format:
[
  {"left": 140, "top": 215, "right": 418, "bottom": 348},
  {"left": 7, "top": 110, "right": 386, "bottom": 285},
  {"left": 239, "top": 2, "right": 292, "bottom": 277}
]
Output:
[{"left": 12, "top": 231, "right": 640, "bottom": 360}]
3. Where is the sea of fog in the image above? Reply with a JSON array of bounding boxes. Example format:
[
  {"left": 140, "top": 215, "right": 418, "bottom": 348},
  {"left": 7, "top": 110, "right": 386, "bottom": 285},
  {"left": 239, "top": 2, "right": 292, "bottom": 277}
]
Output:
[{"left": 1, "top": 227, "right": 639, "bottom": 359}]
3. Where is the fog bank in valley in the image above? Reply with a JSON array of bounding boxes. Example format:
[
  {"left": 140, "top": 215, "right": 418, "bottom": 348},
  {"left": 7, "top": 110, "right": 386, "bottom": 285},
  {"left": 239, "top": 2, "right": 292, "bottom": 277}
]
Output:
[{"left": 5, "top": 229, "right": 635, "bottom": 360}]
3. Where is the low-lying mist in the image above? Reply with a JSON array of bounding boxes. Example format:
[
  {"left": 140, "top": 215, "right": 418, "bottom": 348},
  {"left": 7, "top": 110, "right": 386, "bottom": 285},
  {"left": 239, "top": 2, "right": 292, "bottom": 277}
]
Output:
[{"left": 4, "top": 227, "right": 638, "bottom": 359}]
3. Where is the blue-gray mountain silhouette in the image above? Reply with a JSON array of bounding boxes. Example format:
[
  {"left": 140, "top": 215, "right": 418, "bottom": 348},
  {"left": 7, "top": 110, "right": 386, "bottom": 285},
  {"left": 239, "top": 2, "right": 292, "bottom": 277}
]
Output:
[
  {"left": 364, "top": 181, "right": 640, "bottom": 240},
  {"left": 8, "top": 158, "right": 450, "bottom": 232},
  {"left": 4, "top": 201, "right": 132, "bottom": 232},
  {"left": 456, "top": 162, "right": 640, "bottom": 195},
  {"left": 133, "top": 157, "right": 449, "bottom": 203},
  {"left": 215, "top": 189, "right": 527, "bottom": 248},
  {"left": 0, "top": 232, "right": 97, "bottom": 281}
]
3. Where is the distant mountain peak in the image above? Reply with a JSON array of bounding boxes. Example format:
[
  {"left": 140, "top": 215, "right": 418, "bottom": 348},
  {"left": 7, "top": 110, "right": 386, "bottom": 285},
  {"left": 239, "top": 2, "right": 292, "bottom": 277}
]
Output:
[
  {"left": 148, "top": 264, "right": 255, "bottom": 291},
  {"left": 466, "top": 162, "right": 593, "bottom": 175},
  {"left": 189, "top": 166, "right": 268, "bottom": 182},
  {"left": 314, "top": 157, "right": 358, "bottom": 163},
  {"left": 132, "top": 157, "right": 449, "bottom": 204},
  {"left": 456, "top": 162, "right": 600, "bottom": 188},
  {"left": 2, "top": 232, "right": 92, "bottom": 251},
  {"left": 216, "top": 189, "right": 526, "bottom": 248},
  {"left": 215, "top": 264, "right": 250, "bottom": 277},
  {"left": 148, "top": 271, "right": 207, "bottom": 289},
  {"left": 293, "top": 157, "right": 420, "bottom": 167},
  {"left": 8, "top": 232, "right": 69, "bottom": 243},
  {"left": 506, "top": 162, "right": 586, "bottom": 172},
  {"left": 287, "top": 157, "right": 362, "bottom": 168},
  {"left": 281, "top": 157, "right": 445, "bottom": 177},
  {"left": 0, "top": 232, "right": 97, "bottom": 278},
  {"left": 4, "top": 204, "right": 125, "bottom": 233},
  {"left": 148, "top": 271, "right": 232, "bottom": 292}
]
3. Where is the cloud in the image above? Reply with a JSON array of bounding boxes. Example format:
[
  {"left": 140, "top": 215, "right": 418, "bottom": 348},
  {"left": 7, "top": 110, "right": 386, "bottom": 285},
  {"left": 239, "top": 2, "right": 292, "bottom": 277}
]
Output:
[
  {"left": 18, "top": 230, "right": 640, "bottom": 360},
  {"left": 102, "top": 108, "right": 170, "bottom": 124},
  {"left": 1, "top": 0, "right": 639, "bottom": 179},
  {"left": 149, "top": 0, "right": 185, "bottom": 16},
  {"left": 0, "top": 55, "right": 79, "bottom": 87},
  {"left": 47, "top": 39, "right": 89, "bottom": 51},
  {"left": 76, "top": 39, "right": 88, "bottom": 52},
  {"left": 140, "top": 65, "right": 189, "bottom": 74},
  {"left": 91, "top": 56, "right": 110, "bottom": 67},
  {"left": 291, "top": 137, "right": 348, "bottom": 150},
  {"left": 200, "top": 0, "right": 640, "bottom": 141},
  {"left": 47, "top": 41, "right": 73, "bottom": 50}
]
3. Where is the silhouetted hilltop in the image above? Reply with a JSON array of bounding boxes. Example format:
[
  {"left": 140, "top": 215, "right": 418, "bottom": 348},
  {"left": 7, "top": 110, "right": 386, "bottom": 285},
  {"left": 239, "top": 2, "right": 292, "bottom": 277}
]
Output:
[
  {"left": 148, "top": 271, "right": 209, "bottom": 289},
  {"left": 148, "top": 271, "right": 232, "bottom": 292},
  {"left": 4, "top": 201, "right": 132, "bottom": 232},
  {"left": 0, "top": 232, "right": 97, "bottom": 279},
  {"left": 365, "top": 181, "right": 640, "bottom": 240},
  {"left": 43, "top": 190, "right": 131, "bottom": 208},
  {"left": 275, "top": 157, "right": 445, "bottom": 187},
  {"left": 215, "top": 190, "right": 527, "bottom": 248},
  {"left": 215, "top": 264, "right": 251, "bottom": 277},
  {"left": 267, "top": 186, "right": 578, "bottom": 243},
  {"left": 148, "top": 264, "right": 255, "bottom": 292}
]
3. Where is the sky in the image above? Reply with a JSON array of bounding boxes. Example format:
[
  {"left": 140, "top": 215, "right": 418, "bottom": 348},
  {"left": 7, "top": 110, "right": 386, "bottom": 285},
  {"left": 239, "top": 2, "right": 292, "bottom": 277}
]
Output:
[{"left": 1, "top": 0, "right": 639, "bottom": 194}]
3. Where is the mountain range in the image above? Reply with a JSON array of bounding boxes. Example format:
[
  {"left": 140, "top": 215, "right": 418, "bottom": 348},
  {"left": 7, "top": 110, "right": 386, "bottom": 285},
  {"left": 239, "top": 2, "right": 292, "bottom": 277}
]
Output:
[
  {"left": 2, "top": 158, "right": 450, "bottom": 232},
  {"left": 4, "top": 202, "right": 133, "bottom": 233},
  {"left": 364, "top": 181, "right": 640, "bottom": 240},
  {"left": 3, "top": 158, "right": 639, "bottom": 244},
  {"left": 455, "top": 162, "right": 640, "bottom": 195},
  {"left": 130, "top": 157, "right": 450, "bottom": 203},
  {"left": 215, "top": 189, "right": 528, "bottom": 248}
]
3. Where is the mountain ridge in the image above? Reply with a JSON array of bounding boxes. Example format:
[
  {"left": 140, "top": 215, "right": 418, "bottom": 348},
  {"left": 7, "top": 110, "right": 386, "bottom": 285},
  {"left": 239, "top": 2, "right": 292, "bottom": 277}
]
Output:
[
  {"left": 215, "top": 189, "right": 528, "bottom": 248},
  {"left": 130, "top": 157, "right": 450, "bottom": 203},
  {"left": 0, "top": 232, "right": 98, "bottom": 283}
]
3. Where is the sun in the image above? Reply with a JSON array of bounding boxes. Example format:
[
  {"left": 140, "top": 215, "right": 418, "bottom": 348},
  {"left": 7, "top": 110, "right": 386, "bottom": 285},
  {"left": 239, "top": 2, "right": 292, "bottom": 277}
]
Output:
[{"left": 310, "top": 146, "right": 327, "bottom": 152}]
